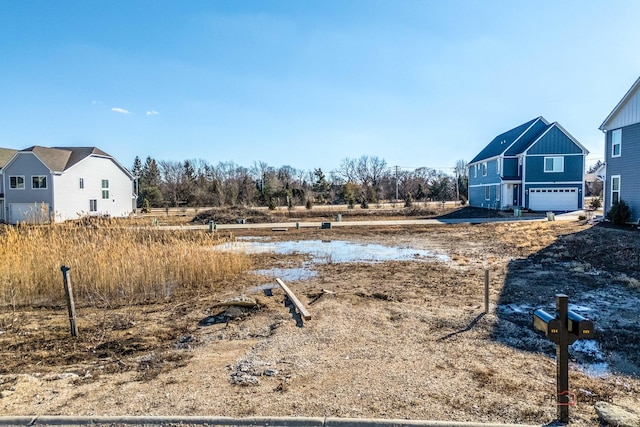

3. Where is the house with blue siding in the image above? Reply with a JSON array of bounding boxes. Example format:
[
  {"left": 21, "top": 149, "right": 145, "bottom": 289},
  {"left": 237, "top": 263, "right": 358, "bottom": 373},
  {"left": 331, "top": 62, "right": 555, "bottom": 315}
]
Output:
[
  {"left": 599, "top": 76, "right": 640, "bottom": 224},
  {"left": 468, "top": 117, "right": 588, "bottom": 212}
]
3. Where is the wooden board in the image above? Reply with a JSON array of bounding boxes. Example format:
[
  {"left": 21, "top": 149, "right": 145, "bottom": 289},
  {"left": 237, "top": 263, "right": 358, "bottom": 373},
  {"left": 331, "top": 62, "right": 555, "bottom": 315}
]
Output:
[{"left": 275, "top": 278, "right": 312, "bottom": 320}]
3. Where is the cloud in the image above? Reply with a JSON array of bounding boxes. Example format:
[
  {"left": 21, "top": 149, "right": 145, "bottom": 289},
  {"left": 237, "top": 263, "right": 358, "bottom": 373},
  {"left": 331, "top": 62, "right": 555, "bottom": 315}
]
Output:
[
  {"left": 111, "top": 107, "right": 131, "bottom": 114},
  {"left": 146, "top": 110, "right": 159, "bottom": 116}
]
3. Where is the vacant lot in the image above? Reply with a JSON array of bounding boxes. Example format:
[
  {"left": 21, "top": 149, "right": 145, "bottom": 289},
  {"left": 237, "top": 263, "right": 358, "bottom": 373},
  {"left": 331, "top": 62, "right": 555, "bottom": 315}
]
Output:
[{"left": 1, "top": 217, "right": 639, "bottom": 426}]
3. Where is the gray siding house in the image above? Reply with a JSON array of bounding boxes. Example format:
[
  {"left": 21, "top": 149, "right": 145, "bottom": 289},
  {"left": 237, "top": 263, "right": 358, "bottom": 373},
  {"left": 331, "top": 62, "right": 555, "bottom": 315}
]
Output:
[
  {"left": 1, "top": 146, "right": 136, "bottom": 224},
  {"left": 599, "top": 76, "right": 640, "bottom": 223},
  {"left": 0, "top": 148, "right": 19, "bottom": 223},
  {"left": 468, "top": 117, "right": 588, "bottom": 211}
]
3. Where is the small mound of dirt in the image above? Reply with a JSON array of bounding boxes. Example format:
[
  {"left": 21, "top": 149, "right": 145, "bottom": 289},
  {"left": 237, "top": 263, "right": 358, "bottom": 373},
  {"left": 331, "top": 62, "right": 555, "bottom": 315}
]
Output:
[{"left": 192, "top": 207, "right": 278, "bottom": 224}]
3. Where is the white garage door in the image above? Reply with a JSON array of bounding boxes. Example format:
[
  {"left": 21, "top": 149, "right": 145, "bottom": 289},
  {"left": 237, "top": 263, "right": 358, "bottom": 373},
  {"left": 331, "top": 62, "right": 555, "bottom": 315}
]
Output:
[
  {"left": 529, "top": 188, "right": 578, "bottom": 211},
  {"left": 9, "top": 203, "right": 50, "bottom": 224}
]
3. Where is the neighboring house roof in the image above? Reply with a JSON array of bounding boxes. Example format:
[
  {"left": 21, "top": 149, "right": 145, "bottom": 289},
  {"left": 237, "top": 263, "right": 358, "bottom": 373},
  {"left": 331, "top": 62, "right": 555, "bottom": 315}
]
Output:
[
  {"left": 470, "top": 117, "right": 587, "bottom": 166},
  {"left": 16, "top": 146, "right": 133, "bottom": 178},
  {"left": 0, "top": 148, "right": 18, "bottom": 169},
  {"left": 469, "top": 116, "right": 548, "bottom": 164},
  {"left": 600, "top": 76, "right": 640, "bottom": 131}
]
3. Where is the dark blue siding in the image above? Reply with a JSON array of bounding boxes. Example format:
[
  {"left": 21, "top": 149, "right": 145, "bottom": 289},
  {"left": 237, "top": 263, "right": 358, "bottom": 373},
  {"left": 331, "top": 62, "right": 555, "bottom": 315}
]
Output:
[
  {"left": 527, "top": 126, "right": 583, "bottom": 155},
  {"left": 504, "top": 120, "right": 550, "bottom": 156},
  {"left": 502, "top": 157, "right": 519, "bottom": 178},
  {"left": 469, "top": 184, "right": 500, "bottom": 209},
  {"left": 525, "top": 155, "right": 584, "bottom": 183},
  {"left": 468, "top": 159, "right": 502, "bottom": 207},
  {"left": 604, "top": 122, "right": 640, "bottom": 222}
]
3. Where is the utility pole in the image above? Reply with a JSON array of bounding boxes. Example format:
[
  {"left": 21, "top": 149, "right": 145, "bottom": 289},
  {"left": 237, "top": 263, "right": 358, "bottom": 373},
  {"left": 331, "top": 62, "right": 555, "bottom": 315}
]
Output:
[{"left": 394, "top": 166, "right": 400, "bottom": 201}]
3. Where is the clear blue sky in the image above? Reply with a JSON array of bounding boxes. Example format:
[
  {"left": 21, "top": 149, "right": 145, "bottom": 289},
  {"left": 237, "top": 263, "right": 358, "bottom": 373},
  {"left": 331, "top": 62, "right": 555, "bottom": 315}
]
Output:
[{"left": 1, "top": 1, "right": 639, "bottom": 174}]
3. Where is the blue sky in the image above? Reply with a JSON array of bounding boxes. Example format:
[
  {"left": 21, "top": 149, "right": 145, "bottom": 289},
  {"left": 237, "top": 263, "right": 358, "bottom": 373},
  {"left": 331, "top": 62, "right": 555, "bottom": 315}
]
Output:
[{"left": 1, "top": 1, "right": 639, "bottom": 174}]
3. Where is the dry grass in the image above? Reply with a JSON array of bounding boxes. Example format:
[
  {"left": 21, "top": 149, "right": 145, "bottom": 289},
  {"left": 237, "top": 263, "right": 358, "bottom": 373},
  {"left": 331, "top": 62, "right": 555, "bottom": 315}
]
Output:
[{"left": 0, "top": 220, "right": 251, "bottom": 308}]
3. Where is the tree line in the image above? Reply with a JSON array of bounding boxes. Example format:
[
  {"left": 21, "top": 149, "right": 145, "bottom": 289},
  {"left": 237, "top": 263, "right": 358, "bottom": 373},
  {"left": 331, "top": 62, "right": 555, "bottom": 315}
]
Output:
[{"left": 131, "top": 155, "right": 469, "bottom": 211}]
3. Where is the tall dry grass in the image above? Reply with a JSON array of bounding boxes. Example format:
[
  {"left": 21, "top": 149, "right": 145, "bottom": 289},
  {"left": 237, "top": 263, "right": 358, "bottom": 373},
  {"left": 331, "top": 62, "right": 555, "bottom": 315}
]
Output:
[{"left": 0, "top": 221, "right": 251, "bottom": 308}]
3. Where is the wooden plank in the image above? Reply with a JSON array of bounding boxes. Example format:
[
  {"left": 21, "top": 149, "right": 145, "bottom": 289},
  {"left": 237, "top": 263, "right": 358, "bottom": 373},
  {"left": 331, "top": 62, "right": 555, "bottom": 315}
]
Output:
[{"left": 275, "top": 278, "right": 312, "bottom": 320}]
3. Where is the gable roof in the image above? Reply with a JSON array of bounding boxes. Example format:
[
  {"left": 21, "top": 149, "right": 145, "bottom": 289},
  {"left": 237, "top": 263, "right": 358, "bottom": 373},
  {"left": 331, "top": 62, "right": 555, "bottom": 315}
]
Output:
[
  {"left": 600, "top": 76, "right": 640, "bottom": 131},
  {"left": 469, "top": 117, "right": 549, "bottom": 164},
  {"left": 13, "top": 146, "right": 133, "bottom": 178},
  {"left": 0, "top": 148, "right": 18, "bottom": 169}
]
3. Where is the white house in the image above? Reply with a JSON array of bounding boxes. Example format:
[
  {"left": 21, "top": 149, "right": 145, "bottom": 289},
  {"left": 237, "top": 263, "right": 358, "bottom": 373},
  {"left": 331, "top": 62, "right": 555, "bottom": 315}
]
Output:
[{"left": 1, "top": 146, "right": 136, "bottom": 224}]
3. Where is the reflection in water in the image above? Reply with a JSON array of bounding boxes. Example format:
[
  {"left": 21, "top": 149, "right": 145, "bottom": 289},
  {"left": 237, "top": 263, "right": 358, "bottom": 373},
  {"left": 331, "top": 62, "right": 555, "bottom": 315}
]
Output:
[{"left": 215, "top": 239, "right": 448, "bottom": 291}]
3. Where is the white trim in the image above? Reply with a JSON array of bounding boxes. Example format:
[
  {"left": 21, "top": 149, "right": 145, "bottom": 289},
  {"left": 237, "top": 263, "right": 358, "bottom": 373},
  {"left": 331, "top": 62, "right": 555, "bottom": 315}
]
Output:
[
  {"left": 611, "top": 129, "right": 622, "bottom": 158},
  {"left": 524, "top": 122, "right": 589, "bottom": 156},
  {"left": 31, "top": 175, "right": 48, "bottom": 189},
  {"left": 526, "top": 181, "right": 584, "bottom": 185},
  {"left": 600, "top": 76, "right": 640, "bottom": 130},
  {"left": 610, "top": 175, "right": 621, "bottom": 205},
  {"left": 525, "top": 152, "right": 584, "bottom": 157},
  {"left": 469, "top": 183, "right": 501, "bottom": 188},
  {"left": 468, "top": 116, "right": 550, "bottom": 166},
  {"left": 503, "top": 116, "right": 549, "bottom": 155},
  {"left": 9, "top": 175, "right": 25, "bottom": 189},
  {"left": 482, "top": 162, "right": 487, "bottom": 176},
  {"left": 544, "top": 156, "right": 564, "bottom": 173}
]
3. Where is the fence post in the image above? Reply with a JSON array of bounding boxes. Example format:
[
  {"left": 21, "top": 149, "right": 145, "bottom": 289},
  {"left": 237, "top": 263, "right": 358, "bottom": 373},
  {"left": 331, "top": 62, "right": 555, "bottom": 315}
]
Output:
[
  {"left": 484, "top": 269, "right": 489, "bottom": 314},
  {"left": 60, "top": 266, "right": 78, "bottom": 337}
]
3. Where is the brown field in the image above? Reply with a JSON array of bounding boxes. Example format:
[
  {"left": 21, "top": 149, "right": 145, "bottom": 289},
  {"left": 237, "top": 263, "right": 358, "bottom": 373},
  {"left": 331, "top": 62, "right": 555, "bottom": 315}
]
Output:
[{"left": 1, "top": 211, "right": 639, "bottom": 426}]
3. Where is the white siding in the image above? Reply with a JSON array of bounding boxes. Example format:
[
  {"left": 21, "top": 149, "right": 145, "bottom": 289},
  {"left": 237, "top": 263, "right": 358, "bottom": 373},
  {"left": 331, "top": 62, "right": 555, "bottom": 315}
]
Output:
[
  {"left": 52, "top": 157, "right": 134, "bottom": 222},
  {"left": 602, "top": 87, "right": 640, "bottom": 131}
]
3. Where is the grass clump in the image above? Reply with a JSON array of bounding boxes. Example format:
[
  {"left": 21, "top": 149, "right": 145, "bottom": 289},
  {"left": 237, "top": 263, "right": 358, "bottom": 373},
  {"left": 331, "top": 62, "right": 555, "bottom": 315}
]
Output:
[{"left": 0, "top": 221, "right": 251, "bottom": 308}]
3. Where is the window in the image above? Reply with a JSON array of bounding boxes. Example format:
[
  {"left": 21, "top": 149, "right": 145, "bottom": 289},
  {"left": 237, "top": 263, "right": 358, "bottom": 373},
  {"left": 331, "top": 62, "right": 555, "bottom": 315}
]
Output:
[
  {"left": 496, "top": 184, "right": 500, "bottom": 201},
  {"left": 79, "top": 178, "right": 84, "bottom": 189},
  {"left": 496, "top": 158, "right": 501, "bottom": 175},
  {"left": 612, "top": 129, "right": 621, "bottom": 157},
  {"left": 32, "top": 176, "right": 47, "bottom": 189},
  {"left": 482, "top": 162, "right": 487, "bottom": 176},
  {"left": 485, "top": 186, "right": 490, "bottom": 200},
  {"left": 9, "top": 176, "right": 25, "bottom": 189},
  {"left": 101, "top": 179, "right": 109, "bottom": 199},
  {"left": 473, "top": 165, "right": 477, "bottom": 178},
  {"left": 90, "top": 199, "right": 97, "bottom": 212},
  {"left": 611, "top": 175, "right": 620, "bottom": 205},
  {"left": 544, "top": 156, "right": 564, "bottom": 173}
]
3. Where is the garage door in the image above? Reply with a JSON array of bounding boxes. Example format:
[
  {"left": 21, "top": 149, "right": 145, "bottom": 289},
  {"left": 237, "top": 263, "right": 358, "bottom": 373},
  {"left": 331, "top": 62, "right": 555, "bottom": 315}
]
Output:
[
  {"left": 9, "top": 203, "right": 50, "bottom": 224},
  {"left": 529, "top": 188, "right": 578, "bottom": 211}
]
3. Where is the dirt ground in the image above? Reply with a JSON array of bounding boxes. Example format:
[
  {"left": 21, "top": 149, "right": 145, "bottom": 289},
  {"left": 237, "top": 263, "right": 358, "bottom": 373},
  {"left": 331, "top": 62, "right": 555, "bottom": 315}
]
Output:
[{"left": 1, "top": 217, "right": 639, "bottom": 426}]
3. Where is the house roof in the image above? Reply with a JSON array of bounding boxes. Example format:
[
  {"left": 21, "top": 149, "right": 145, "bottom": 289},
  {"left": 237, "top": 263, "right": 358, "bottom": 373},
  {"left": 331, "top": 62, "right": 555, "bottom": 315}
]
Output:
[
  {"left": 600, "top": 76, "right": 640, "bottom": 131},
  {"left": 22, "top": 146, "right": 73, "bottom": 172},
  {"left": 0, "top": 148, "right": 18, "bottom": 168},
  {"left": 469, "top": 117, "right": 548, "bottom": 164},
  {"left": 17, "top": 146, "right": 132, "bottom": 178}
]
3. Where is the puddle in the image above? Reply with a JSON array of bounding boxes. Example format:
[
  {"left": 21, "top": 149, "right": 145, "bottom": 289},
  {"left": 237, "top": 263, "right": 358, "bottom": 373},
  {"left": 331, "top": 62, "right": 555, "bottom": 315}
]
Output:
[
  {"left": 252, "top": 267, "right": 318, "bottom": 282},
  {"left": 215, "top": 239, "right": 448, "bottom": 263},
  {"left": 216, "top": 239, "right": 448, "bottom": 291}
]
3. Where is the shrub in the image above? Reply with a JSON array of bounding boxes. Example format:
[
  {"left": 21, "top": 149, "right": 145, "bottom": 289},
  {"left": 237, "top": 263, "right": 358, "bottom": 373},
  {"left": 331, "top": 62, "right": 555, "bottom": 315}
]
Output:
[
  {"left": 589, "top": 198, "right": 602, "bottom": 209},
  {"left": 360, "top": 199, "right": 369, "bottom": 209},
  {"left": 607, "top": 199, "right": 631, "bottom": 225},
  {"left": 404, "top": 192, "right": 413, "bottom": 208},
  {"left": 305, "top": 199, "right": 313, "bottom": 210}
]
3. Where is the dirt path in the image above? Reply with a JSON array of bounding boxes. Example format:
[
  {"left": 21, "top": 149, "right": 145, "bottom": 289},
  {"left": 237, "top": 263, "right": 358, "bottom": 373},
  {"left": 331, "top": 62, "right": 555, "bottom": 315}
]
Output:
[{"left": 1, "top": 221, "right": 638, "bottom": 426}]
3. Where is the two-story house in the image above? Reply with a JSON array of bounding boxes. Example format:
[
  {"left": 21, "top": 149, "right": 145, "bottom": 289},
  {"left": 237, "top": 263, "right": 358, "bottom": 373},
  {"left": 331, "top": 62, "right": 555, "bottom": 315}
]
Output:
[
  {"left": 599, "top": 76, "right": 640, "bottom": 224},
  {"left": 468, "top": 117, "right": 588, "bottom": 212},
  {"left": 1, "top": 146, "right": 136, "bottom": 224},
  {"left": 0, "top": 148, "right": 19, "bottom": 223}
]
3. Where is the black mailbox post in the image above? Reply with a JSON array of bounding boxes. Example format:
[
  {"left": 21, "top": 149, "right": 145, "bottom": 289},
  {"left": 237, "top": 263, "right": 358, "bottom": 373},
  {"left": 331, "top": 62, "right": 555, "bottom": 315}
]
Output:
[{"left": 532, "top": 294, "right": 594, "bottom": 424}]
